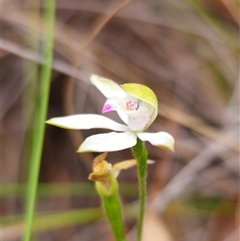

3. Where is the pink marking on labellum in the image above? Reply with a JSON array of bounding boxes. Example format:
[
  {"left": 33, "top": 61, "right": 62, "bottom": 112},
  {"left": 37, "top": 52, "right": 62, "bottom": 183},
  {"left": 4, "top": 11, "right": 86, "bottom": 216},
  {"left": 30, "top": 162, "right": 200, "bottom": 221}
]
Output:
[
  {"left": 102, "top": 103, "right": 115, "bottom": 114},
  {"left": 126, "top": 100, "right": 138, "bottom": 111}
]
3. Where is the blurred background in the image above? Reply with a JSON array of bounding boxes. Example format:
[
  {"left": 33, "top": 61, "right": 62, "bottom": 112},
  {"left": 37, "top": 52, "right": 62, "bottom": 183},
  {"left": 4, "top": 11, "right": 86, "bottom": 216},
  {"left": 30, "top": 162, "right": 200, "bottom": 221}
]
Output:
[{"left": 1, "top": 0, "right": 239, "bottom": 240}]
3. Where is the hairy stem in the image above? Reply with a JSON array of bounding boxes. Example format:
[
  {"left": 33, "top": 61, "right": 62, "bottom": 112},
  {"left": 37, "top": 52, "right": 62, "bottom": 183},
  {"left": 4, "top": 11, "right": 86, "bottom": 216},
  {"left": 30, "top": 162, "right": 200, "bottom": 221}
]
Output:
[{"left": 132, "top": 138, "right": 148, "bottom": 241}]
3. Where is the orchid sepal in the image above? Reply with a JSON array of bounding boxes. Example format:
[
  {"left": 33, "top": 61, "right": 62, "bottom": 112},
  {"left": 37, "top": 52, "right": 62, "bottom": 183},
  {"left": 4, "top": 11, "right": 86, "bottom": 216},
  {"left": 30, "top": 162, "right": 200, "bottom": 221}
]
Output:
[
  {"left": 91, "top": 75, "right": 126, "bottom": 99},
  {"left": 77, "top": 132, "right": 137, "bottom": 153},
  {"left": 137, "top": 131, "right": 175, "bottom": 152},
  {"left": 46, "top": 114, "right": 128, "bottom": 132}
]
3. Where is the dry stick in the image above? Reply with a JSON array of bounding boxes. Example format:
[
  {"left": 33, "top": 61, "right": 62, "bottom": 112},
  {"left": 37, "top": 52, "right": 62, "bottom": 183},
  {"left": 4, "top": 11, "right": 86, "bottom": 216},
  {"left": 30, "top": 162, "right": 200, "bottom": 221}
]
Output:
[{"left": 220, "top": 0, "right": 239, "bottom": 25}]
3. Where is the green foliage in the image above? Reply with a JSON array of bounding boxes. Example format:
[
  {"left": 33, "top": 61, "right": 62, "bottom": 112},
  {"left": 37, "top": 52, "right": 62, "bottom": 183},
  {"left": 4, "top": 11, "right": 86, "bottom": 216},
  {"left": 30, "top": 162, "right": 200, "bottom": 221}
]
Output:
[{"left": 22, "top": 1, "right": 56, "bottom": 241}]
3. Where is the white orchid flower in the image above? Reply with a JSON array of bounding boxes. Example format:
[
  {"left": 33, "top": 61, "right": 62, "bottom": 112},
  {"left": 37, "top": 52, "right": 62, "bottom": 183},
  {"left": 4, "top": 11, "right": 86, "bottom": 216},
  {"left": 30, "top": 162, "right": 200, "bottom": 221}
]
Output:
[{"left": 46, "top": 75, "right": 174, "bottom": 152}]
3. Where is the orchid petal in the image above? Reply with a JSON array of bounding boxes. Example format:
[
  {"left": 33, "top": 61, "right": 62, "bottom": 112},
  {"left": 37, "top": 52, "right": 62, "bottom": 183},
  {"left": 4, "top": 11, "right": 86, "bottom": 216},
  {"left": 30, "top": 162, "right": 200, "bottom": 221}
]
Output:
[
  {"left": 102, "top": 102, "right": 116, "bottom": 113},
  {"left": 112, "top": 159, "right": 138, "bottom": 171},
  {"left": 77, "top": 132, "right": 137, "bottom": 152},
  {"left": 112, "top": 159, "right": 137, "bottom": 178},
  {"left": 113, "top": 159, "right": 155, "bottom": 171},
  {"left": 102, "top": 99, "right": 117, "bottom": 114},
  {"left": 121, "top": 83, "right": 158, "bottom": 130},
  {"left": 112, "top": 159, "right": 155, "bottom": 177},
  {"left": 127, "top": 106, "right": 151, "bottom": 131},
  {"left": 46, "top": 114, "right": 128, "bottom": 131},
  {"left": 91, "top": 75, "right": 126, "bottom": 99},
  {"left": 92, "top": 152, "right": 110, "bottom": 172},
  {"left": 115, "top": 108, "right": 128, "bottom": 126},
  {"left": 88, "top": 168, "right": 111, "bottom": 182},
  {"left": 137, "top": 132, "right": 175, "bottom": 151}
]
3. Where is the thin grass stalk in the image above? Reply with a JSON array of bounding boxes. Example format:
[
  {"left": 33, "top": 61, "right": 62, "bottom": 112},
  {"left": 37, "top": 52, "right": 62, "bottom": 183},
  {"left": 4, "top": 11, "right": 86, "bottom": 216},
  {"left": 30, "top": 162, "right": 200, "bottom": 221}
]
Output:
[
  {"left": 22, "top": 1, "right": 56, "bottom": 241},
  {"left": 22, "top": 1, "right": 40, "bottom": 197}
]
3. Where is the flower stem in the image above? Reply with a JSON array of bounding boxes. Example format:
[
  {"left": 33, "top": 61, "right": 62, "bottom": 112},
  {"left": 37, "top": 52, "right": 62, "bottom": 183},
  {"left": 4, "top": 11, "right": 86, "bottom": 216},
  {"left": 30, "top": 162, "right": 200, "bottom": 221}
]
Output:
[
  {"left": 132, "top": 138, "right": 148, "bottom": 241},
  {"left": 102, "top": 194, "right": 128, "bottom": 241},
  {"left": 95, "top": 172, "right": 128, "bottom": 241}
]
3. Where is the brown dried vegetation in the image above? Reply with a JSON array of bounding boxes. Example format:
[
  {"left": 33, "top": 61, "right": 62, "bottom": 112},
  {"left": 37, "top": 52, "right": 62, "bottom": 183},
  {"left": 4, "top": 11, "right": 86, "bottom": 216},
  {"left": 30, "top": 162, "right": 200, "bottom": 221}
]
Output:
[{"left": 1, "top": 0, "right": 239, "bottom": 240}]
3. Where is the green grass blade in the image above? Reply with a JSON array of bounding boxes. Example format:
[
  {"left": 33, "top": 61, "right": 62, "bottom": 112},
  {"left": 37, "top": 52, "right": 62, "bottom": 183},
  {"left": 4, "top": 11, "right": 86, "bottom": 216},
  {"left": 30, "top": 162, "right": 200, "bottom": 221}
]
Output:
[{"left": 22, "top": 1, "right": 56, "bottom": 241}]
